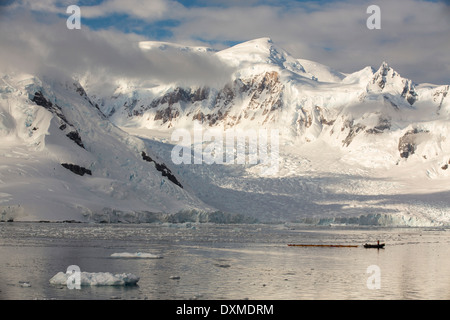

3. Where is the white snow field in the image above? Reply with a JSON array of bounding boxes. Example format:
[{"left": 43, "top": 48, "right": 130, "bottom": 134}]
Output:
[
  {"left": 49, "top": 271, "right": 139, "bottom": 286},
  {"left": 1, "top": 38, "right": 450, "bottom": 226}
]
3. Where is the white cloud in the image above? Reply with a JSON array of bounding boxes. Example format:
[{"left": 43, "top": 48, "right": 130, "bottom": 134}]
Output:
[
  {"left": 0, "top": 6, "right": 235, "bottom": 92},
  {"left": 5, "top": 0, "right": 72, "bottom": 13},
  {"left": 167, "top": 0, "right": 450, "bottom": 84},
  {"left": 80, "top": 0, "right": 183, "bottom": 20},
  {"left": 4, "top": 0, "right": 182, "bottom": 20},
  {"left": 1, "top": 0, "right": 449, "bottom": 85}
]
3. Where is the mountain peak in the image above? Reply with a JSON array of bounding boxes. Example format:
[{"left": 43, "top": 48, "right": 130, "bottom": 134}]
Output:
[
  {"left": 218, "top": 37, "right": 306, "bottom": 75},
  {"left": 375, "top": 61, "right": 394, "bottom": 77},
  {"left": 367, "top": 61, "right": 406, "bottom": 92},
  {"left": 243, "top": 37, "right": 273, "bottom": 47},
  {"left": 380, "top": 61, "right": 390, "bottom": 69},
  {"left": 218, "top": 37, "right": 276, "bottom": 58},
  {"left": 363, "top": 61, "right": 419, "bottom": 105}
]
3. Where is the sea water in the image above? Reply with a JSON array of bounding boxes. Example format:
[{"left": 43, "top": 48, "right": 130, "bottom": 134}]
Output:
[{"left": 0, "top": 222, "right": 449, "bottom": 300}]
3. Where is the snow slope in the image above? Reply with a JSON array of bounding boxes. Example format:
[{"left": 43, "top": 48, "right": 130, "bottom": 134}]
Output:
[{"left": 0, "top": 73, "right": 212, "bottom": 222}]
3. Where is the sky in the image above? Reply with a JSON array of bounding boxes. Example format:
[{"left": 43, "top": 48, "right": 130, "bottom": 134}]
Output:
[{"left": 0, "top": 0, "right": 449, "bottom": 88}]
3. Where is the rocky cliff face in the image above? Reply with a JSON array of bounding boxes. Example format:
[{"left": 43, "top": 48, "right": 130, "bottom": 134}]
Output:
[{"left": 111, "top": 69, "right": 284, "bottom": 129}]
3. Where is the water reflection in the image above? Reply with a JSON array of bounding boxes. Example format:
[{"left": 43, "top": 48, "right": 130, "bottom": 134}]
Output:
[{"left": 0, "top": 222, "right": 449, "bottom": 299}]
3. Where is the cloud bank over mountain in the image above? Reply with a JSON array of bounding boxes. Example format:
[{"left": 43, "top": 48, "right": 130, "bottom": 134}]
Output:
[
  {"left": 0, "top": 8, "right": 235, "bottom": 92},
  {"left": 2, "top": 0, "right": 449, "bottom": 85}
]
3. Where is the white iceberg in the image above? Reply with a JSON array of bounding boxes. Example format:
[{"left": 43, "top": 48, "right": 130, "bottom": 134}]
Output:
[
  {"left": 49, "top": 272, "right": 139, "bottom": 286},
  {"left": 110, "top": 252, "right": 163, "bottom": 259}
]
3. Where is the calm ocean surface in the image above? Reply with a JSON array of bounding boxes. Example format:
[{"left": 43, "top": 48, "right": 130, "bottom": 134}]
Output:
[{"left": 0, "top": 222, "right": 449, "bottom": 300}]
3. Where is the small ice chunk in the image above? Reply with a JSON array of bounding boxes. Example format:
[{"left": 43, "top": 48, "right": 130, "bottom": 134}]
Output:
[
  {"left": 110, "top": 252, "right": 163, "bottom": 259},
  {"left": 49, "top": 272, "right": 139, "bottom": 286},
  {"left": 19, "top": 281, "right": 31, "bottom": 288}
]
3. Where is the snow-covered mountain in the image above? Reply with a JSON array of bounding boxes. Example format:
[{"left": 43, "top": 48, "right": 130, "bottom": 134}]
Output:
[
  {"left": 0, "top": 73, "right": 218, "bottom": 222},
  {"left": 2, "top": 37, "right": 450, "bottom": 226},
  {"left": 103, "top": 38, "right": 449, "bottom": 153}
]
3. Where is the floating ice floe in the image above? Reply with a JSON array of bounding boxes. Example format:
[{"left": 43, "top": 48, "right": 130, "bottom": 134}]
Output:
[
  {"left": 19, "top": 281, "right": 31, "bottom": 288},
  {"left": 49, "top": 272, "right": 139, "bottom": 286},
  {"left": 110, "top": 252, "right": 163, "bottom": 259}
]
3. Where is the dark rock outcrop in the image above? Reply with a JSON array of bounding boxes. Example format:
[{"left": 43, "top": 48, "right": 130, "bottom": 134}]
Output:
[
  {"left": 61, "top": 163, "right": 92, "bottom": 176},
  {"left": 32, "top": 91, "right": 85, "bottom": 149},
  {"left": 141, "top": 152, "right": 183, "bottom": 188},
  {"left": 401, "top": 80, "right": 418, "bottom": 105},
  {"left": 342, "top": 120, "right": 366, "bottom": 147},
  {"left": 73, "top": 82, "right": 105, "bottom": 116},
  {"left": 398, "top": 128, "right": 429, "bottom": 159},
  {"left": 366, "top": 117, "right": 391, "bottom": 134}
]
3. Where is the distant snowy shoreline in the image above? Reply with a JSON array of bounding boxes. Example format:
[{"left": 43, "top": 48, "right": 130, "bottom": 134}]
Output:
[{"left": 1, "top": 211, "right": 447, "bottom": 227}]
